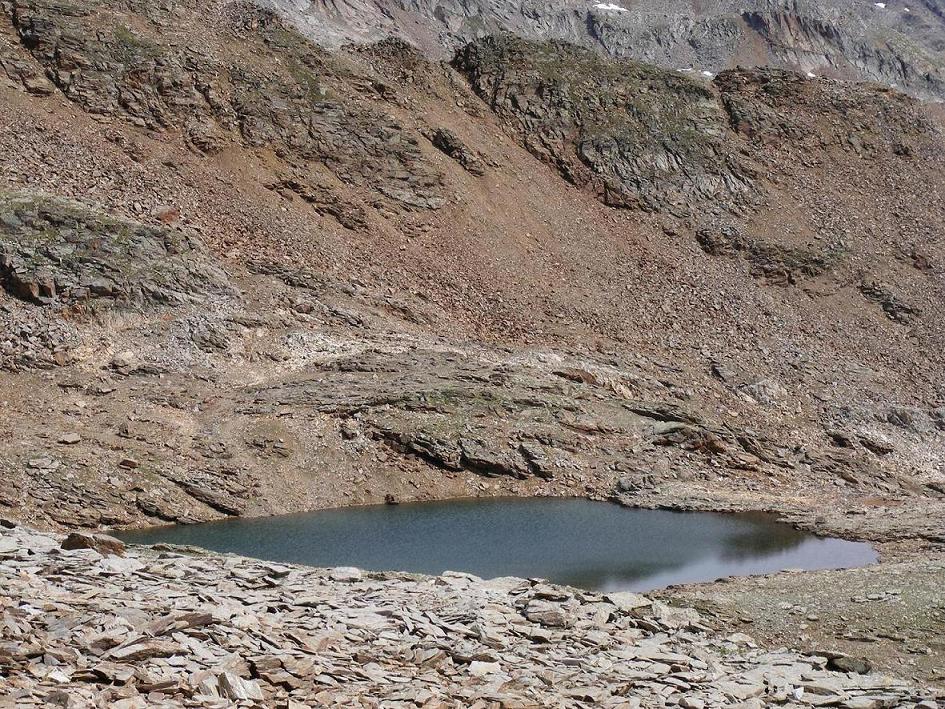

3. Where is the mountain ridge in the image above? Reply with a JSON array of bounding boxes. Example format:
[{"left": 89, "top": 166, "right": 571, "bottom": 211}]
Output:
[{"left": 260, "top": 0, "right": 945, "bottom": 100}]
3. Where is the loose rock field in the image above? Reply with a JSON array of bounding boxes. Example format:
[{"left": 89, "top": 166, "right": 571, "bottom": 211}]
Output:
[{"left": 0, "top": 525, "right": 940, "bottom": 707}]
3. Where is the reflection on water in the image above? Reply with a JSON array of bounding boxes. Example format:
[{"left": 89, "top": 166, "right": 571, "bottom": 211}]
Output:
[
  {"left": 715, "top": 515, "right": 812, "bottom": 561},
  {"left": 115, "top": 498, "right": 877, "bottom": 592}
]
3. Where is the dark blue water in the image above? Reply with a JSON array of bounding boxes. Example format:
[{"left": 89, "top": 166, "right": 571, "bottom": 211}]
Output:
[{"left": 116, "top": 498, "right": 877, "bottom": 592}]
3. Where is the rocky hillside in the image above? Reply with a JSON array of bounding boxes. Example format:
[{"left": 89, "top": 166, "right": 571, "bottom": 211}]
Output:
[
  {"left": 264, "top": 0, "right": 945, "bottom": 101},
  {"left": 0, "top": 0, "right": 943, "bottom": 551}
]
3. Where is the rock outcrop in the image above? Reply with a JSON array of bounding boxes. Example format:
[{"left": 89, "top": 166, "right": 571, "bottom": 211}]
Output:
[
  {"left": 0, "top": 192, "right": 233, "bottom": 307},
  {"left": 2, "top": 0, "right": 446, "bottom": 213},
  {"left": 452, "top": 36, "right": 757, "bottom": 215},
  {"left": 260, "top": 0, "right": 945, "bottom": 101},
  {"left": 453, "top": 37, "right": 943, "bottom": 221}
]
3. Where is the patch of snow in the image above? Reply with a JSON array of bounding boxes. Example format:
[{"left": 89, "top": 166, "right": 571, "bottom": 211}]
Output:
[
  {"left": 701, "top": 70, "right": 714, "bottom": 78},
  {"left": 874, "top": 2, "right": 886, "bottom": 8},
  {"left": 806, "top": 71, "right": 817, "bottom": 78},
  {"left": 593, "top": 3, "right": 629, "bottom": 11}
]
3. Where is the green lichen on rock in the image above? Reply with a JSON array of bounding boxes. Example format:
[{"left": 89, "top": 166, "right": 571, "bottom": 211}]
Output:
[
  {"left": 5, "top": 0, "right": 445, "bottom": 211},
  {"left": 452, "top": 35, "right": 756, "bottom": 214},
  {"left": 111, "top": 25, "right": 160, "bottom": 62},
  {"left": 0, "top": 192, "right": 233, "bottom": 308}
]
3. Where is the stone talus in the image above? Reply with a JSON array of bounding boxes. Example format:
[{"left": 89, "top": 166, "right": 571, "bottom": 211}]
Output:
[{"left": 0, "top": 524, "right": 938, "bottom": 707}]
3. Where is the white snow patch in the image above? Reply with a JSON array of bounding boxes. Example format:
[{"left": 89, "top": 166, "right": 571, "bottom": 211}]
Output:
[
  {"left": 806, "top": 71, "right": 817, "bottom": 78},
  {"left": 874, "top": 2, "right": 886, "bottom": 8},
  {"left": 701, "top": 70, "right": 714, "bottom": 77},
  {"left": 593, "top": 3, "right": 629, "bottom": 11}
]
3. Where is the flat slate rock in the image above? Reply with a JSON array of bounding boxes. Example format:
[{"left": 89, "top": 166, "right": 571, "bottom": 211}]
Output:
[{"left": 0, "top": 526, "right": 939, "bottom": 707}]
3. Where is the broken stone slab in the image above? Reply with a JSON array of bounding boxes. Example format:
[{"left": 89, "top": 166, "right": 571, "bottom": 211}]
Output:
[
  {"left": 27, "top": 457, "right": 60, "bottom": 471},
  {"left": 328, "top": 567, "right": 362, "bottom": 582},
  {"left": 176, "top": 482, "right": 245, "bottom": 516},
  {"left": 0, "top": 524, "right": 936, "bottom": 707},
  {"left": 606, "top": 591, "right": 651, "bottom": 612},
  {"left": 107, "top": 640, "right": 179, "bottom": 662},
  {"left": 467, "top": 660, "right": 500, "bottom": 676},
  {"left": 95, "top": 556, "right": 144, "bottom": 575},
  {"left": 5, "top": 531, "right": 58, "bottom": 553},
  {"left": 218, "top": 672, "right": 264, "bottom": 701},
  {"left": 524, "top": 600, "right": 571, "bottom": 628}
]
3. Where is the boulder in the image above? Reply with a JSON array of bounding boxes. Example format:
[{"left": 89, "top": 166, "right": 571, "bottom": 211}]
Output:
[
  {"left": 606, "top": 591, "right": 651, "bottom": 612},
  {"left": 0, "top": 194, "right": 234, "bottom": 309},
  {"left": 61, "top": 532, "right": 126, "bottom": 557},
  {"left": 827, "top": 654, "right": 872, "bottom": 675}
]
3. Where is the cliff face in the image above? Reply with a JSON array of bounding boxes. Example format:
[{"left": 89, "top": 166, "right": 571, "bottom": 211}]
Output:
[
  {"left": 741, "top": 7, "right": 945, "bottom": 100},
  {"left": 261, "top": 0, "right": 945, "bottom": 100},
  {"left": 452, "top": 37, "right": 758, "bottom": 215}
]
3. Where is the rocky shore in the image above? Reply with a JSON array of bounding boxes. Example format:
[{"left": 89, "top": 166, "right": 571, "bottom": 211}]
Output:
[{"left": 0, "top": 523, "right": 941, "bottom": 708}]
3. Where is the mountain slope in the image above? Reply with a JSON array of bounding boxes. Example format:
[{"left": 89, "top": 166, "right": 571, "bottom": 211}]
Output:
[{"left": 0, "top": 0, "right": 943, "bottom": 545}]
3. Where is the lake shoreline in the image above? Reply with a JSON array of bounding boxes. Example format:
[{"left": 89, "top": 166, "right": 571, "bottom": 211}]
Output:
[
  {"left": 112, "top": 499, "right": 878, "bottom": 593},
  {"left": 2, "top": 522, "right": 942, "bottom": 705}
]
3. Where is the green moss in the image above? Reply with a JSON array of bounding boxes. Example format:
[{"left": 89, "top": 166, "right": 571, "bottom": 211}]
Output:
[
  {"left": 284, "top": 57, "right": 334, "bottom": 103},
  {"left": 112, "top": 25, "right": 161, "bottom": 62},
  {"left": 264, "top": 25, "right": 307, "bottom": 52}
]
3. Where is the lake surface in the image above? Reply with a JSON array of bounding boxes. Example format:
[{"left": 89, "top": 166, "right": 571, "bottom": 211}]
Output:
[{"left": 116, "top": 498, "right": 877, "bottom": 592}]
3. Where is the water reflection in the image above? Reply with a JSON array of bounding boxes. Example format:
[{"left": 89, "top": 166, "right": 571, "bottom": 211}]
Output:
[
  {"left": 116, "top": 498, "right": 876, "bottom": 592},
  {"left": 716, "top": 514, "right": 809, "bottom": 561}
]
